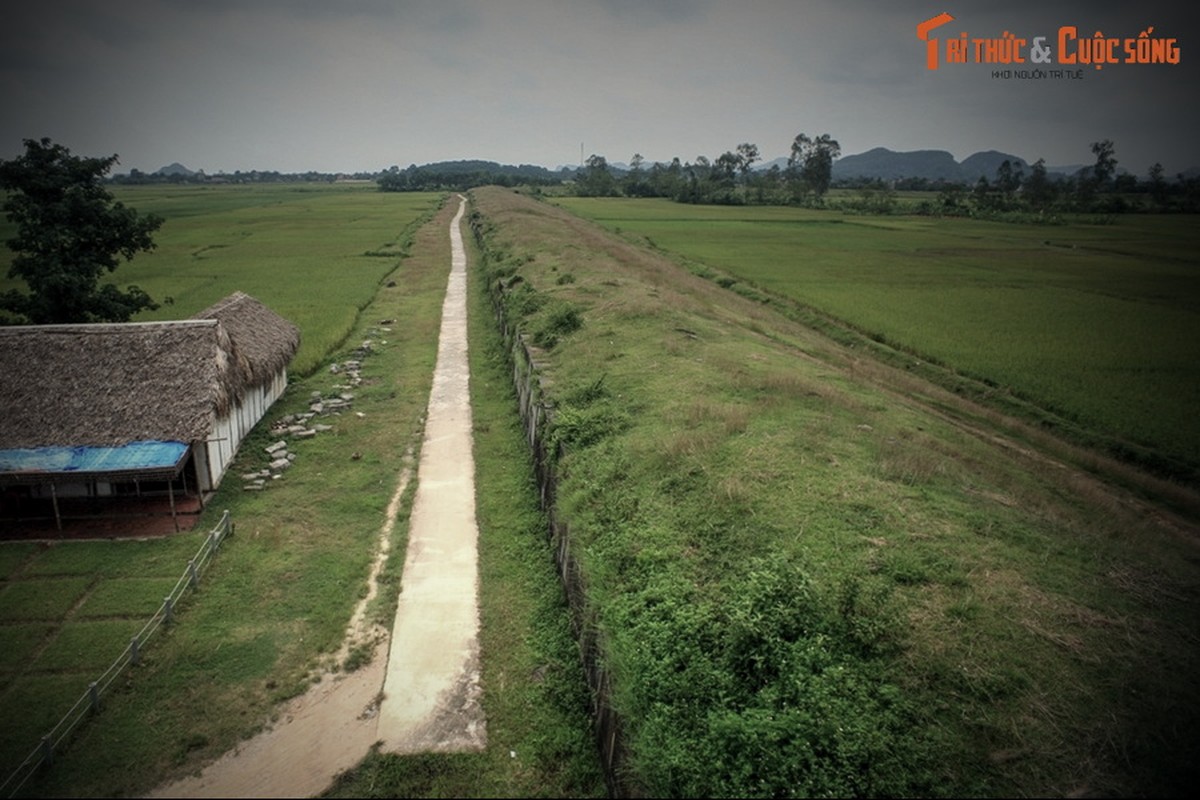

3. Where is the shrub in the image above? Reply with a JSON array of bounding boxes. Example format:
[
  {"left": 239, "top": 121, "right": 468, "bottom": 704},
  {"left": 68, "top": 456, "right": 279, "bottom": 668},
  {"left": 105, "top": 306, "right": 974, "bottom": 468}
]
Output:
[
  {"left": 611, "top": 557, "right": 934, "bottom": 798},
  {"left": 531, "top": 301, "right": 583, "bottom": 349},
  {"left": 503, "top": 281, "right": 545, "bottom": 319},
  {"left": 549, "top": 402, "right": 629, "bottom": 452}
]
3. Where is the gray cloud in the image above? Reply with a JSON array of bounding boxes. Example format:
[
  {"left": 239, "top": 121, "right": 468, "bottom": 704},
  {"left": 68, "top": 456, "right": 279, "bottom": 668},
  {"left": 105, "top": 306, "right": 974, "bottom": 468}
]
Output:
[{"left": 1, "top": 1, "right": 1195, "bottom": 174}]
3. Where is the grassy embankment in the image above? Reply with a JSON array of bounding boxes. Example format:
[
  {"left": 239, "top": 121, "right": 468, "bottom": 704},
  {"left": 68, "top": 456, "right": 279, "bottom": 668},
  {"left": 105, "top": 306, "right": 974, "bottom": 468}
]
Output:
[
  {"left": 2, "top": 185, "right": 603, "bottom": 797},
  {"left": 462, "top": 186, "right": 1199, "bottom": 797},
  {"left": 552, "top": 197, "right": 1200, "bottom": 487}
]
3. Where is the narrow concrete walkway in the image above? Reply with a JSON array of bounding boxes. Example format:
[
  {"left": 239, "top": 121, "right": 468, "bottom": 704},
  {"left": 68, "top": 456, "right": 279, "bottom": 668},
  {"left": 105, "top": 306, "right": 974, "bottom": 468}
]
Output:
[
  {"left": 376, "top": 194, "right": 486, "bottom": 752},
  {"left": 144, "top": 195, "right": 482, "bottom": 799}
]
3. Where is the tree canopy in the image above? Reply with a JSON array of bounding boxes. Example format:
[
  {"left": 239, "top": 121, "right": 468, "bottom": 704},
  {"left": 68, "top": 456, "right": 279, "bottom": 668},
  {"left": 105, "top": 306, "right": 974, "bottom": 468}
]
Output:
[
  {"left": 788, "top": 133, "right": 841, "bottom": 202},
  {"left": 576, "top": 154, "right": 619, "bottom": 197},
  {"left": 0, "top": 137, "right": 164, "bottom": 324}
]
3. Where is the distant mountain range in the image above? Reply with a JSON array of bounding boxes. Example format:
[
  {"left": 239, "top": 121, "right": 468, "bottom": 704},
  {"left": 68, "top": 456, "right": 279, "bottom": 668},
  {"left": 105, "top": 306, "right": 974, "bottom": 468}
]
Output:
[
  {"left": 155, "top": 162, "right": 197, "bottom": 176},
  {"left": 757, "top": 148, "right": 1087, "bottom": 183},
  {"left": 600, "top": 149, "right": 1091, "bottom": 183},
  {"left": 149, "top": 151, "right": 1197, "bottom": 184}
]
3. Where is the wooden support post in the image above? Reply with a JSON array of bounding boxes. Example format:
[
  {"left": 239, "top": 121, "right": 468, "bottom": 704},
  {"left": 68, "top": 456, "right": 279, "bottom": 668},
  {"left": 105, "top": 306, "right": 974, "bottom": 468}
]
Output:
[
  {"left": 50, "top": 483, "right": 62, "bottom": 531},
  {"left": 168, "top": 479, "right": 179, "bottom": 533}
]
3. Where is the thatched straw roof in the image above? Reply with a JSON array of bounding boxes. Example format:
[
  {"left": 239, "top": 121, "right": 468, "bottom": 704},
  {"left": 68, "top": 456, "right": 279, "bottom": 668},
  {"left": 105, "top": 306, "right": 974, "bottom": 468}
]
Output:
[
  {"left": 193, "top": 292, "right": 300, "bottom": 390},
  {"left": 0, "top": 294, "right": 299, "bottom": 450}
]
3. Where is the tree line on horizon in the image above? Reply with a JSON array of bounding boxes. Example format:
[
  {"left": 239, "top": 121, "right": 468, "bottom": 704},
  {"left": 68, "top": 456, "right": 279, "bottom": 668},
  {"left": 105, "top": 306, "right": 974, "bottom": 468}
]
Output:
[
  {"left": 107, "top": 160, "right": 569, "bottom": 190},
  {"left": 3, "top": 132, "right": 1194, "bottom": 329},
  {"left": 568, "top": 135, "right": 1200, "bottom": 216},
  {"left": 71, "top": 133, "right": 1200, "bottom": 216}
]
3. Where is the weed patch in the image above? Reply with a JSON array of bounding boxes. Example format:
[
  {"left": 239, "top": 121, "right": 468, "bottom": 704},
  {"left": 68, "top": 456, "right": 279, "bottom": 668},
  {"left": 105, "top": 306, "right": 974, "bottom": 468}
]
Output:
[{"left": 531, "top": 301, "right": 583, "bottom": 349}]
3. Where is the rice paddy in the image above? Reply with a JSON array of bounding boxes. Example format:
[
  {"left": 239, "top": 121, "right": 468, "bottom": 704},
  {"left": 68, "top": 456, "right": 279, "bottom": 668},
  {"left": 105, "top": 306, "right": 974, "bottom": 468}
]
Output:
[{"left": 552, "top": 198, "right": 1200, "bottom": 474}]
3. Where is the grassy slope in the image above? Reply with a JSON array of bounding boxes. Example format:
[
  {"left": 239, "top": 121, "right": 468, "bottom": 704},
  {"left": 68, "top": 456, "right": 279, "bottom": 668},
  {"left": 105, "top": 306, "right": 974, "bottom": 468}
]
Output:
[
  {"left": 550, "top": 198, "right": 1200, "bottom": 476},
  {"left": 468, "top": 186, "right": 1200, "bottom": 798}
]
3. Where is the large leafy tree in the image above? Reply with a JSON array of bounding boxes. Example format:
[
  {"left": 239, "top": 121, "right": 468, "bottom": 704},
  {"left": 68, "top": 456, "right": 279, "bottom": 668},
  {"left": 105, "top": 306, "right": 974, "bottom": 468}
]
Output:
[
  {"left": 735, "top": 142, "right": 760, "bottom": 183},
  {"left": 576, "top": 154, "right": 618, "bottom": 197},
  {"left": 0, "top": 137, "right": 164, "bottom": 324},
  {"left": 787, "top": 133, "right": 841, "bottom": 203},
  {"left": 1090, "top": 139, "right": 1117, "bottom": 187},
  {"left": 1023, "top": 158, "right": 1057, "bottom": 211}
]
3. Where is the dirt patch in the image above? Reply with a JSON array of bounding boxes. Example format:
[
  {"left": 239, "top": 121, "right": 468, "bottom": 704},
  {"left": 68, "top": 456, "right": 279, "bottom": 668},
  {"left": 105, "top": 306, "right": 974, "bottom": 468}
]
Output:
[
  {"left": 145, "top": 453, "right": 411, "bottom": 798},
  {"left": 1, "top": 495, "right": 205, "bottom": 541},
  {"left": 144, "top": 639, "right": 391, "bottom": 798}
]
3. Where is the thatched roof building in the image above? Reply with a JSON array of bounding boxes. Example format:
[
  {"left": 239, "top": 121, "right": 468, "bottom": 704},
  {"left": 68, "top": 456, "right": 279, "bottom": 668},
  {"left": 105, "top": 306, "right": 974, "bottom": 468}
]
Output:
[
  {"left": 0, "top": 292, "right": 299, "bottom": 450},
  {"left": 0, "top": 293, "right": 299, "bottom": 532}
]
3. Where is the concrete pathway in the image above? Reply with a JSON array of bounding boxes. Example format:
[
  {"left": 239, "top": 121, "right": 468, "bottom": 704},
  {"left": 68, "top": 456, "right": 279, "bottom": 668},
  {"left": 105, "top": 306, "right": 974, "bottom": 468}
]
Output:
[
  {"left": 145, "top": 195, "right": 481, "bottom": 798},
  {"left": 376, "top": 194, "right": 486, "bottom": 752}
]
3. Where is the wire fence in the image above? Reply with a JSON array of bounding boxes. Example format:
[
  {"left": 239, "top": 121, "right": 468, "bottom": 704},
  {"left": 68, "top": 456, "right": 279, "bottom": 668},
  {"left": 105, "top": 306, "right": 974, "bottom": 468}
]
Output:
[{"left": 1, "top": 510, "right": 233, "bottom": 798}]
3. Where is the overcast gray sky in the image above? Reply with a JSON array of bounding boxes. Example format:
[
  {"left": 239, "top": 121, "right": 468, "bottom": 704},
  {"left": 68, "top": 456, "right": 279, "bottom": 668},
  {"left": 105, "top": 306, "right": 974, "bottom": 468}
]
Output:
[{"left": 2, "top": 1, "right": 1196, "bottom": 175}]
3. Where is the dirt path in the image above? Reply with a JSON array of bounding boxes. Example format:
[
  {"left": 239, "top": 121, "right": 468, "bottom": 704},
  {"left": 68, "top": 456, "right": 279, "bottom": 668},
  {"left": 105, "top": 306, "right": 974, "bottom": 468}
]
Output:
[{"left": 147, "top": 194, "right": 481, "bottom": 798}]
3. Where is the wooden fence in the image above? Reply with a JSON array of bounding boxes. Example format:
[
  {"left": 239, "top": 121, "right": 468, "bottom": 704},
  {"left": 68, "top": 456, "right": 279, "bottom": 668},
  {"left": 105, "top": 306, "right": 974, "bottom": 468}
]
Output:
[
  {"left": 1, "top": 510, "right": 233, "bottom": 798},
  {"left": 473, "top": 213, "right": 633, "bottom": 797}
]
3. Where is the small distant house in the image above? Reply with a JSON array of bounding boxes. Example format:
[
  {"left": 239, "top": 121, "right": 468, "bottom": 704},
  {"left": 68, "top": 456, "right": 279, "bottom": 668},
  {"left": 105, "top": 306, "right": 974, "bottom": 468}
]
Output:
[{"left": 0, "top": 292, "right": 300, "bottom": 533}]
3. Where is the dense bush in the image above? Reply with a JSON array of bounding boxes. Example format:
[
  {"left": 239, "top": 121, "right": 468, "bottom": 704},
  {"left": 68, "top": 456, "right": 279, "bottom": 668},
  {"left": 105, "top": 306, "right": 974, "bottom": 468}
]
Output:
[{"left": 605, "top": 558, "right": 934, "bottom": 798}]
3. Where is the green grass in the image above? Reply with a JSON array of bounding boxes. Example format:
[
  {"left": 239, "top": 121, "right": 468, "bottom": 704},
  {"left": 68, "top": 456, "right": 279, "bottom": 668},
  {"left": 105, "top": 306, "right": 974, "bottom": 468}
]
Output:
[
  {"left": 75, "top": 578, "right": 181, "bottom": 618},
  {"left": 3, "top": 191, "right": 602, "bottom": 799},
  {"left": 0, "top": 183, "right": 442, "bottom": 376},
  {"left": 469, "top": 187, "right": 1200, "bottom": 797},
  {"left": 19, "top": 537, "right": 198, "bottom": 578},
  {"left": 322, "top": 195, "right": 606, "bottom": 798},
  {"left": 0, "top": 578, "right": 92, "bottom": 621},
  {"left": 36, "top": 620, "right": 147, "bottom": 672},
  {"left": 0, "top": 545, "right": 36, "bottom": 579},
  {"left": 4, "top": 182, "right": 1198, "bottom": 797},
  {"left": 0, "top": 674, "right": 92, "bottom": 768},
  {"left": 1, "top": 191, "right": 451, "bottom": 796},
  {"left": 551, "top": 197, "right": 1200, "bottom": 475},
  {"left": 1, "top": 184, "right": 443, "bottom": 791}
]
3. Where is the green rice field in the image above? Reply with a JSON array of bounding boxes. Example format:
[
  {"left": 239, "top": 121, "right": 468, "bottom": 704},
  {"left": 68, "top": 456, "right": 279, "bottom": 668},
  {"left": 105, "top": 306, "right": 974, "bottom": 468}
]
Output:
[
  {"left": 552, "top": 198, "right": 1200, "bottom": 475},
  {"left": 1, "top": 183, "right": 443, "bottom": 376}
]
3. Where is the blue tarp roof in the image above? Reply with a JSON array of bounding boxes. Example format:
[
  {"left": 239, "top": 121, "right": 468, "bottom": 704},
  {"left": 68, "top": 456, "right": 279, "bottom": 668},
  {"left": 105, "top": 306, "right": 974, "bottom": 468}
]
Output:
[{"left": 0, "top": 440, "right": 189, "bottom": 476}]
